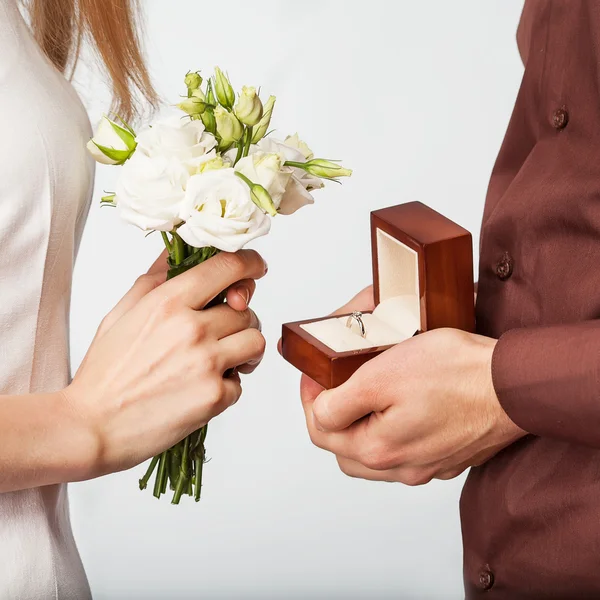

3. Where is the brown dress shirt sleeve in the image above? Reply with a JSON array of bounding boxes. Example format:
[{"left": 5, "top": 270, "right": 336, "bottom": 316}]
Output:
[{"left": 493, "top": 322, "right": 600, "bottom": 447}]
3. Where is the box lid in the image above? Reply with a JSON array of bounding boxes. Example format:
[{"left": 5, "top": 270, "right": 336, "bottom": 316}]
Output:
[{"left": 371, "top": 202, "right": 474, "bottom": 333}]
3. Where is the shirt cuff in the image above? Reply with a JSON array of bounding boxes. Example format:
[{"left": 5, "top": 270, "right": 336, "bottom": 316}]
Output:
[{"left": 492, "top": 321, "right": 600, "bottom": 447}]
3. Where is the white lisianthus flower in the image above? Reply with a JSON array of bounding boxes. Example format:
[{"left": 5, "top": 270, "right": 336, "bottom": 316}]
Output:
[
  {"left": 234, "top": 151, "right": 293, "bottom": 208},
  {"left": 115, "top": 152, "right": 193, "bottom": 231},
  {"left": 87, "top": 115, "right": 137, "bottom": 165},
  {"left": 136, "top": 115, "right": 216, "bottom": 167},
  {"left": 114, "top": 115, "right": 219, "bottom": 231},
  {"left": 284, "top": 133, "right": 314, "bottom": 160},
  {"left": 197, "top": 155, "right": 232, "bottom": 174},
  {"left": 258, "top": 137, "right": 324, "bottom": 215},
  {"left": 177, "top": 169, "right": 271, "bottom": 252}
]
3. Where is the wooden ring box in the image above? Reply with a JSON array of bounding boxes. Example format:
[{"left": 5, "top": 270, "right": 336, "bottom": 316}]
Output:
[{"left": 281, "top": 202, "right": 475, "bottom": 389}]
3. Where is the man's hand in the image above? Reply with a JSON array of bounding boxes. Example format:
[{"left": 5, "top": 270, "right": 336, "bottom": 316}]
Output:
[{"left": 299, "top": 287, "right": 526, "bottom": 485}]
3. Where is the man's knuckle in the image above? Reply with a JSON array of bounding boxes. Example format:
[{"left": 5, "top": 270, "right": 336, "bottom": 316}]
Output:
[
  {"left": 307, "top": 429, "right": 326, "bottom": 450},
  {"left": 361, "top": 442, "right": 393, "bottom": 471},
  {"left": 337, "top": 457, "right": 355, "bottom": 478},
  {"left": 399, "top": 469, "right": 431, "bottom": 487}
]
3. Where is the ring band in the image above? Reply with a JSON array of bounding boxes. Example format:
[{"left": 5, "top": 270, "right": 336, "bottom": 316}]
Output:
[{"left": 346, "top": 311, "right": 366, "bottom": 338}]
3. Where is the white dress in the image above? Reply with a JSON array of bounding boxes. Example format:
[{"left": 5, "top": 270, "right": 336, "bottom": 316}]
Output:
[{"left": 0, "top": 0, "right": 94, "bottom": 597}]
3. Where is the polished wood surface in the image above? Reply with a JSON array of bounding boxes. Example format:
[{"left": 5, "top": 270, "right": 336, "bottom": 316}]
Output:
[
  {"left": 282, "top": 202, "right": 476, "bottom": 389},
  {"left": 371, "top": 202, "right": 475, "bottom": 332},
  {"left": 282, "top": 313, "right": 392, "bottom": 389}
]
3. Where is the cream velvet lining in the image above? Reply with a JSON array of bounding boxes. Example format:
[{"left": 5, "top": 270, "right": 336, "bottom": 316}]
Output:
[{"left": 301, "top": 230, "right": 420, "bottom": 352}]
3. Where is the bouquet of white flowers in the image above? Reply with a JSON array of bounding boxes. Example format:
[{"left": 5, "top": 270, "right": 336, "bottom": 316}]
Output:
[{"left": 87, "top": 68, "right": 351, "bottom": 504}]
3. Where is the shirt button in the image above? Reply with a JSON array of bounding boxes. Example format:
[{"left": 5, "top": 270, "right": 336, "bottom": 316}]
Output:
[
  {"left": 552, "top": 107, "right": 569, "bottom": 130},
  {"left": 479, "top": 568, "right": 495, "bottom": 590},
  {"left": 495, "top": 252, "right": 513, "bottom": 280}
]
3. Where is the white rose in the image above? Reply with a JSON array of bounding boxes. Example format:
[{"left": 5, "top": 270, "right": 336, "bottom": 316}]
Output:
[
  {"left": 258, "top": 137, "right": 324, "bottom": 215},
  {"left": 177, "top": 169, "right": 271, "bottom": 252},
  {"left": 136, "top": 115, "right": 216, "bottom": 168},
  {"left": 87, "top": 115, "right": 137, "bottom": 165},
  {"left": 234, "top": 151, "right": 293, "bottom": 208},
  {"left": 115, "top": 152, "right": 190, "bottom": 231}
]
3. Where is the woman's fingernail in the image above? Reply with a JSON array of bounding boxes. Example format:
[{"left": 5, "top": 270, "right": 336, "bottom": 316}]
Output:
[
  {"left": 237, "top": 287, "right": 250, "bottom": 305},
  {"left": 264, "top": 260, "right": 269, "bottom": 274}
]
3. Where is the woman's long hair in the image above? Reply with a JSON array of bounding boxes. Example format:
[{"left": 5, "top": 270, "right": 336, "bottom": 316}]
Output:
[{"left": 27, "top": 0, "right": 158, "bottom": 120}]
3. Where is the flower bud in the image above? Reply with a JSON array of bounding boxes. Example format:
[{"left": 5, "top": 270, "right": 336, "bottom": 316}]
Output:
[
  {"left": 214, "top": 106, "right": 244, "bottom": 144},
  {"left": 250, "top": 184, "right": 277, "bottom": 217},
  {"left": 87, "top": 115, "right": 137, "bottom": 165},
  {"left": 101, "top": 193, "right": 116, "bottom": 205},
  {"left": 301, "top": 159, "right": 352, "bottom": 180},
  {"left": 185, "top": 71, "right": 203, "bottom": 94},
  {"left": 177, "top": 92, "right": 207, "bottom": 117},
  {"left": 214, "top": 67, "right": 235, "bottom": 109},
  {"left": 234, "top": 86, "right": 263, "bottom": 126},
  {"left": 234, "top": 171, "right": 277, "bottom": 216},
  {"left": 206, "top": 82, "right": 216, "bottom": 106},
  {"left": 251, "top": 95, "right": 276, "bottom": 144},
  {"left": 200, "top": 108, "right": 217, "bottom": 134}
]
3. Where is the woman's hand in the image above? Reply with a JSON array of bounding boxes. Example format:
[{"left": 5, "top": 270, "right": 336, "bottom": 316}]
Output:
[{"left": 65, "top": 249, "right": 268, "bottom": 479}]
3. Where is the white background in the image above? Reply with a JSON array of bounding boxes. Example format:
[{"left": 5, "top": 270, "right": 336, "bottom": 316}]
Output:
[{"left": 69, "top": 1, "right": 525, "bottom": 598}]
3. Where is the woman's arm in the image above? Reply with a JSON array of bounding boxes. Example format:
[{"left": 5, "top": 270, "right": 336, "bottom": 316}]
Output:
[
  {"left": 0, "top": 249, "right": 267, "bottom": 493},
  {"left": 0, "top": 391, "right": 96, "bottom": 492}
]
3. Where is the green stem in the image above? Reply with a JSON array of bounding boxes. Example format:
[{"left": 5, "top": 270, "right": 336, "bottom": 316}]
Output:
[
  {"left": 283, "top": 160, "right": 308, "bottom": 170},
  {"left": 234, "top": 171, "right": 253, "bottom": 187},
  {"left": 139, "top": 456, "right": 159, "bottom": 490},
  {"left": 168, "top": 444, "right": 182, "bottom": 491},
  {"left": 161, "top": 231, "right": 173, "bottom": 254},
  {"left": 172, "top": 474, "right": 187, "bottom": 504},
  {"left": 172, "top": 231, "right": 186, "bottom": 265},
  {"left": 194, "top": 425, "right": 208, "bottom": 502},
  {"left": 243, "top": 126, "right": 253, "bottom": 158},
  {"left": 172, "top": 436, "right": 190, "bottom": 505},
  {"left": 160, "top": 456, "right": 169, "bottom": 494},
  {"left": 194, "top": 456, "right": 204, "bottom": 502},
  {"left": 153, "top": 451, "right": 168, "bottom": 499}
]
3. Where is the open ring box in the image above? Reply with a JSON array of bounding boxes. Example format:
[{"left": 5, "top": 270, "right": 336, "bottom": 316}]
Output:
[{"left": 281, "top": 202, "right": 476, "bottom": 389}]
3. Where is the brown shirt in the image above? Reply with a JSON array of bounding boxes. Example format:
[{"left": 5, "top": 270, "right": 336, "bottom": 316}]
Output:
[{"left": 461, "top": 1, "right": 600, "bottom": 597}]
